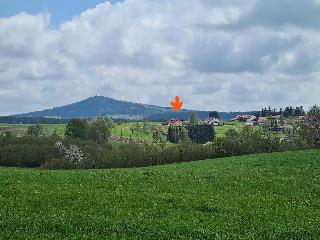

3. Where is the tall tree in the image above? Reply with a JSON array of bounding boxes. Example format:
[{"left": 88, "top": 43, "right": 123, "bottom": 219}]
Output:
[
  {"left": 261, "top": 108, "right": 267, "bottom": 117},
  {"left": 167, "top": 126, "right": 189, "bottom": 144},
  {"left": 65, "top": 119, "right": 88, "bottom": 140},
  {"left": 87, "top": 117, "right": 113, "bottom": 143},
  {"left": 187, "top": 124, "right": 215, "bottom": 144},
  {"left": 209, "top": 111, "right": 219, "bottom": 119},
  {"left": 190, "top": 112, "right": 198, "bottom": 125},
  {"left": 301, "top": 105, "right": 320, "bottom": 147}
]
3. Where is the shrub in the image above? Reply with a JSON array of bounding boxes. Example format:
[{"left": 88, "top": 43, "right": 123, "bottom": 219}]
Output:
[
  {"left": 0, "top": 124, "right": 316, "bottom": 170},
  {"left": 0, "top": 136, "right": 59, "bottom": 167},
  {"left": 27, "top": 124, "right": 44, "bottom": 137},
  {"left": 39, "top": 159, "right": 76, "bottom": 170}
]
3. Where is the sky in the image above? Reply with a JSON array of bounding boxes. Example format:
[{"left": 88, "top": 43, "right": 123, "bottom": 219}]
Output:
[
  {"left": 0, "top": 0, "right": 320, "bottom": 115},
  {"left": 0, "top": 0, "right": 122, "bottom": 25}
]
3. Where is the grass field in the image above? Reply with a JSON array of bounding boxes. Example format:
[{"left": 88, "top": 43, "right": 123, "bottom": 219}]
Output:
[
  {"left": 1, "top": 122, "right": 245, "bottom": 140},
  {"left": 214, "top": 122, "right": 244, "bottom": 138},
  {"left": 0, "top": 124, "right": 66, "bottom": 137},
  {"left": 0, "top": 150, "right": 319, "bottom": 239},
  {"left": 111, "top": 122, "right": 164, "bottom": 142}
]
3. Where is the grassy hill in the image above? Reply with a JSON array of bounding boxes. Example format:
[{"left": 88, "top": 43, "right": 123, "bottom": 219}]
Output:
[{"left": 1, "top": 150, "right": 320, "bottom": 239}]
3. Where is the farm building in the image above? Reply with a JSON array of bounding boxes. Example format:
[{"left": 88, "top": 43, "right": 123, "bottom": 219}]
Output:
[
  {"left": 167, "top": 119, "right": 185, "bottom": 127},
  {"left": 232, "top": 115, "right": 256, "bottom": 122},
  {"left": 258, "top": 117, "right": 268, "bottom": 125},
  {"left": 198, "top": 117, "right": 220, "bottom": 126}
]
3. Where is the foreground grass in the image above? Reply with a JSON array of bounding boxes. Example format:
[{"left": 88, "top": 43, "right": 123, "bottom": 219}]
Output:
[{"left": 1, "top": 150, "right": 320, "bottom": 239}]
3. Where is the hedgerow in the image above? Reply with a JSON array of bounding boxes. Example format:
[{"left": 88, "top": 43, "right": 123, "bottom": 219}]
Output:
[{"left": 0, "top": 126, "right": 314, "bottom": 169}]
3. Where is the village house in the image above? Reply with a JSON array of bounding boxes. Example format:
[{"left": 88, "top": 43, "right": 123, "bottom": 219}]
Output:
[
  {"left": 198, "top": 117, "right": 220, "bottom": 126},
  {"left": 167, "top": 119, "right": 185, "bottom": 127},
  {"left": 232, "top": 114, "right": 256, "bottom": 122},
  {"left": 258, "top": 115, "right": 283, "bottom": 126},
  {"left": 258, "top": 117, "right": 268, "bottom": 125}
]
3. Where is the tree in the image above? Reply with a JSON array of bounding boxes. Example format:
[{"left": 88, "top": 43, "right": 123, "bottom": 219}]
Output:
[
  {"left": 129, "top": 125, "right": 135, "bottom": 134},
  {"left": 266, "top": 106, "right": 271, "bottom": 116},
  {"left": 261, "top": 108, "right": 267, "bottom": 117},
  {"left": 190, "top": 112, "right": 198, "bottom": 125},
  {"left": 27, "top": 124, "right": 44, "bottom": 137},
  {"left": 209, "top": 111, "right": 219, "bottom": 119},
  {"left": 283, "top": 107, "right": 293, "bottom": 118},
  {"left": 294, "top": 106, "right": 305, "bottom": 117},
  {"left": 179, "top": 127, "right": 189, "bottom": 143},
  {"left": 187, "top": 124, "right": 215, "bottom": 144},
  {"left": 65, "top": 119, "right": 88, "bottom": 139},
  {"left": 167, "top": 126, "right": 189, "bottom": 144},
  {"left": 134, "top": 123, "right": 141, "bottom": 132},
  {"left": 167, "top": 125, "right": 175, "bottom": 143},
  {"left": 152, "top": 124, "right": 165, "bottom": 143},
  {"left": 300, "top": 105, "right": 320, "bottom": 147},
  {"left": 87, "top": 117, "right": 113, "bottom": 143},
  {"left": 142, "top": 120, "right": 149, "bottom": 134},
  {"left": 279, "top": 108, "right": 283, "bottom": 116}
]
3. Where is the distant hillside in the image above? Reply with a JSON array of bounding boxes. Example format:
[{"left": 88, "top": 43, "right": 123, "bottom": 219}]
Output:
[
  {"left": 13, "top": 96, "right": 252, "bottom": 121},
  {"left": 15, "top": 96, "right": 171, "bottom": 119}
]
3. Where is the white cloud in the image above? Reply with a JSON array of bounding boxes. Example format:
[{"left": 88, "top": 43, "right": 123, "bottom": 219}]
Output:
[{"left": 0, "top": 0, "right": 319, "bottom": 115}]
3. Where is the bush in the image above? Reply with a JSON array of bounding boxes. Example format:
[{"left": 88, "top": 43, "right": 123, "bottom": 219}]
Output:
[
  {"left": 0, "top": 124, "right": 316, "bottom": 170},
  {"left": 39, "top": 158, "right": 76, "bottom": 170},
  {"left": 0, "top": 136, "right": 59, "bottom": 167},
  {"left": 27, "top": 124, "right": 44, "bottom": 137}
]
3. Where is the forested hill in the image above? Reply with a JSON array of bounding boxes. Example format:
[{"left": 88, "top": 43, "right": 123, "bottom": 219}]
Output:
[
  {"left": 11, "top": 96, "right": 252, "bottom": 121},
  {"left": 14, "top": 96, "right": 172, "bottom": 119}
]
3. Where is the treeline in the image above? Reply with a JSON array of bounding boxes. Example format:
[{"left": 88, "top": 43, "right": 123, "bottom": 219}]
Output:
[
  {"left": 258, "top": 106, "right": 305, "bottom": 117},
  {"left": 0, "top": 116, "right": 70, "bottom": 124},
  {"left": 148, "top": 111, "right": 252, "bottom": 121},
  {"left": 0, "top": 125, "right": 312, "bottom": 170}
]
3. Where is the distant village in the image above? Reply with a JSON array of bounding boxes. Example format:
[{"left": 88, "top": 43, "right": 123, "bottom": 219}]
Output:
[{"left": 166, "top": 106, "right": 306, "bottom": 133}]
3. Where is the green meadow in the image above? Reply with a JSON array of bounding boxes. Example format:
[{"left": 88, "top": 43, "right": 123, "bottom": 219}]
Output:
[
  {"left": 111, "top": 122, "right": 165, "bottom": 142},
  {"left": 1, "top": 122, "right": 245, "bottom": 141},
  {"left": 1, "top": 150, "right": 319, "bottom": 239},
  {"left": 0, "top": 124, "right": 66, "bottom": 137}
]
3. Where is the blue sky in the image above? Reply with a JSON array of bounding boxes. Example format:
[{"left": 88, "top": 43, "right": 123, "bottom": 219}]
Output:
[{"left": 0, "top": 0, "right": 121, "bottom": 25}]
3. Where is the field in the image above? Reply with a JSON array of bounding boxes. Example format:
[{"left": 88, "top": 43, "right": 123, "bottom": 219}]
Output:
[
  {"left": 214, "top": 122, "right": 244, "bottom": 138},
  {"left": 111, "top": 122, "right": 164, "bottom": 142},
  {"left": 1, "top": 150, "right": 319, "bottom": 239},
  {"left": 1, "top": 122, "right": 245, "bottom": 140},
  {"left": 0, "top": 124, "right": 66, "bottom": 137}
]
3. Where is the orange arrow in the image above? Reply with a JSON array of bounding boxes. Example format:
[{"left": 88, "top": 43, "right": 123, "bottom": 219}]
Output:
[{"left": 170, "top": 96, "right": 183, "bottom": 112}]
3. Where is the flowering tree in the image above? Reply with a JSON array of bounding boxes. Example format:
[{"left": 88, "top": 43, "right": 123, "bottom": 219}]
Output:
[{"left": 54, "top": 141, "right": 84, "bottom": 164}]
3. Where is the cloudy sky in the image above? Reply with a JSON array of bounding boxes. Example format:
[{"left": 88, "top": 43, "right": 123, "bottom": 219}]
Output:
[{"left": 0, "top": 0, "right": 319, "bottom": 115}]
